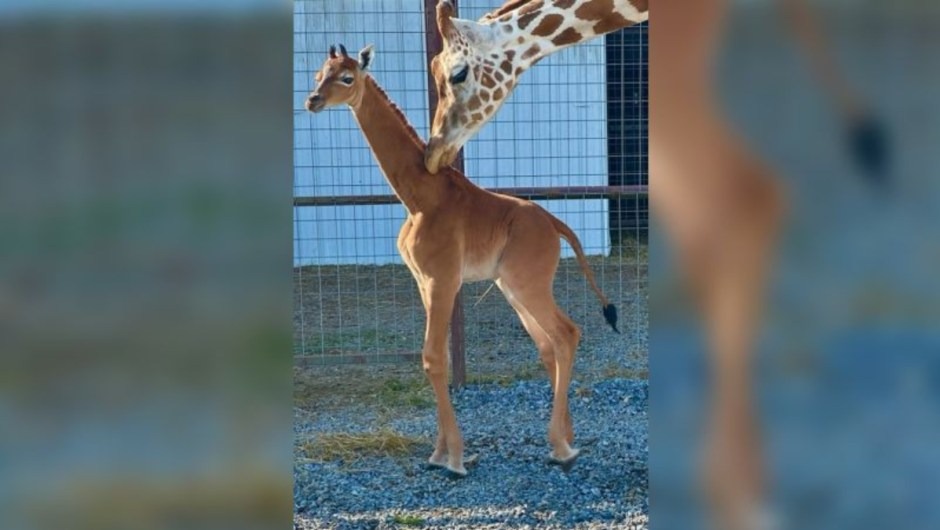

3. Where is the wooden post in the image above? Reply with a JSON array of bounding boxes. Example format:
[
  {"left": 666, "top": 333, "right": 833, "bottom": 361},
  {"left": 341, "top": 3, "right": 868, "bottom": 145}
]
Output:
[{"left": 424, "top": 0, "right": 466, "bottom": 388}]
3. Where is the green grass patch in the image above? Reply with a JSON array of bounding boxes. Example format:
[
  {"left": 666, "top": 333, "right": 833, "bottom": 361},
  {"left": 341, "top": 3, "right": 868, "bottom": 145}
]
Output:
[
  {"left": 294, "top": 328, "right": 416, "bottom": 356},
  {"left": 377, "top": 378, "right": 434, "bottom": 409},
  {"left": 392, "top": 514, "right": 425, "bottom": 526},
  {"left": 294, "top": 367, "right": 434, "bottom": 411},
  {"left": 466, "top": 366, "right": 543, "bottom": 387}
]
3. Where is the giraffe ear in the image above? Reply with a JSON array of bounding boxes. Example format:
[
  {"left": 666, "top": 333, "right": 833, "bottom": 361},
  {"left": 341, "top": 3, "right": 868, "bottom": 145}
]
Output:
[
  {"left": 451, "top": 18, "right": 497, "bottom": 48},
  {"left": 358, "top": 44, "right": 375, "bottom": 71}
]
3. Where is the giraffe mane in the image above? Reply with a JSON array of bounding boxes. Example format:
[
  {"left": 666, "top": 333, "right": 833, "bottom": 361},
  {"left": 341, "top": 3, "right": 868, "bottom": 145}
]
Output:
[
  {"left": 484, "top": 0, "right": 534, "bottom": 19},
  {"left": 364, "top": 74, "right": 426, "bottom": 149}
]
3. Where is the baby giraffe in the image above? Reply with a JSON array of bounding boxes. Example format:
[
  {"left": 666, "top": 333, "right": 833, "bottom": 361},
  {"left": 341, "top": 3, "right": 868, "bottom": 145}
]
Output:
[{"left": 305, "top": 44, "right": 618, "bottom": 476}]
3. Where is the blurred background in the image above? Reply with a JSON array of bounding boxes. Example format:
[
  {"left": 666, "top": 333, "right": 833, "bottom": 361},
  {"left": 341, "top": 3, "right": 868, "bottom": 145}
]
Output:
[
  {"left": 0, "top": 1, "right": 293, "bottom": 529},
  {"left": 2, "top": 0, "right": 938, "bottom": 529},
  {"left": 650, "top": 0, "right": 940, "bottom": 528}
]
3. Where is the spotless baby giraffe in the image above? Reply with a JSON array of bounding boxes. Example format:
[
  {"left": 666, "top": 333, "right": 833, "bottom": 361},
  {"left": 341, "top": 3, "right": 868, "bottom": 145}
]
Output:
[{"left": 305, "top": 44, "right": 618, "bottom": 477}]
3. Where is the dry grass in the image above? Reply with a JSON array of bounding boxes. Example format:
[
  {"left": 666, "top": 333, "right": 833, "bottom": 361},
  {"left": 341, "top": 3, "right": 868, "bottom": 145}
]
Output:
[{"left": 299, "top": 428, "right": 425, "bottom": 463}]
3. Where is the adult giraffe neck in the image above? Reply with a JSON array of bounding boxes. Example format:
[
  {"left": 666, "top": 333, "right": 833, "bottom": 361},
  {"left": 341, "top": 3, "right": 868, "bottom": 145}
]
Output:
[{"left": 493, "top": 0, "right": 648, "bottom": 67}]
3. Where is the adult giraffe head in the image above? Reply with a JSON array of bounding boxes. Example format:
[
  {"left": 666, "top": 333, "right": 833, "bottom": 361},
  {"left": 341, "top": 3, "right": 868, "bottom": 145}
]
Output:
[{"left": 424, "top": 0, "right": 648, "bottom": 173}]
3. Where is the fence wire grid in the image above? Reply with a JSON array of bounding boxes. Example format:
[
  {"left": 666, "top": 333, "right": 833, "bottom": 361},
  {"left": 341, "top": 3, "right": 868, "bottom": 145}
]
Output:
[{"left": 293, "top": 0, "right": 647, "bottom": 378}]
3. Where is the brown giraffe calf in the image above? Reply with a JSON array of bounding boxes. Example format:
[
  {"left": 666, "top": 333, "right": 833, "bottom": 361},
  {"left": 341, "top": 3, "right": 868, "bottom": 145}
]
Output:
[{"left": 305, "top": 44, "right": 618, "bottom": 477}]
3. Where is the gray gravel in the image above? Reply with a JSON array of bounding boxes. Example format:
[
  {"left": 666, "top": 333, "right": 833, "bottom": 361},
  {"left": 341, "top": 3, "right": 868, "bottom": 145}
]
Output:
[{"left": 294, "top": 378, "right": 648, "bottom": 529}]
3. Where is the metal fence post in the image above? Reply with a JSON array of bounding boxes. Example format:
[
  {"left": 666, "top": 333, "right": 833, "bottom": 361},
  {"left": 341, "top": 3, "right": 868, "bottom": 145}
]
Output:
[{"left": 424, "top": 0, "right": 466, "bottom": 388}]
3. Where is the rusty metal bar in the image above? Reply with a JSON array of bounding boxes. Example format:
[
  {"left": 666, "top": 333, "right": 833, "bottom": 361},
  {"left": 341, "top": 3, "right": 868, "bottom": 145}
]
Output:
[
  {"left": 424, "top": 0, "right": 466, "bottom": 389},
  {"left": 293, "top": 185, "right": 649, "bottom": 207}
]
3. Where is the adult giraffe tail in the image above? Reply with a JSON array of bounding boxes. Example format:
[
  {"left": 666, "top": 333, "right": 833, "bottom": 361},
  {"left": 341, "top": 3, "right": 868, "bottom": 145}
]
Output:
[{"left": 548, "top": 215, "right": 620, "bottom": 334}]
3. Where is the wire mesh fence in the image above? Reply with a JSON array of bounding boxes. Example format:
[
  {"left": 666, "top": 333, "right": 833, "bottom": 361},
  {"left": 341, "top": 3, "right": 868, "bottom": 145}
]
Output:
[{"left": 293, "top": 0, "right": 647, "bottom": 378}]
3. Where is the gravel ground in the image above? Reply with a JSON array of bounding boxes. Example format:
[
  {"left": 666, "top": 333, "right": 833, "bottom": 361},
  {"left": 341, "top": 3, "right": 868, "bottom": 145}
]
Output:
[{"left": 294, "top": 378, "right": 648, "bottom": 529}]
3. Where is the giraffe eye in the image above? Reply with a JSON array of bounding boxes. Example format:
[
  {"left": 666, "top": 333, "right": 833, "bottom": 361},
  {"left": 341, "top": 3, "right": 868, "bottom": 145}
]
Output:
[
  {"left": 340, "top": 76, "right": 354, "bottom": 85},
  {"left": 449, "top": 65, "right": 469, "bottom": 85}
]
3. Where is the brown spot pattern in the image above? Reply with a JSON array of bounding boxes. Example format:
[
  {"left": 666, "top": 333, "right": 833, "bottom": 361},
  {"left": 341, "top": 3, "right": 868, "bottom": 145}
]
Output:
[
  {"left": 553, "top": 0, "right": 576, "bottom": 8},
  {"left": 593, "top": 12, "right": 629, "bottom": 34},
  {"left": 481, "top": 73, "right": 497, "bottom": 88},
  {"left": 492, "top": 88, "right": 503, "bottom": 100},
  {"left": 480, "top": 91, "right": 491, "bottom": 102},
  {"left": 521, "top": 44, "right": 541, "bottom": 61},
  {"left": 574, "top": 0, "right": 614, "bottom": 21},
  {"left": 519, "top": 0, "right": 544, "bottom": 15},
  {"left": 518, "top": 10, "right": 541, "bottom": 30},
  {"left": 532, "top": 13, "right": 564, "bottom": 36},
  {"left": 467, "top": 95, "right": 482, "bottom": 111},
  {"left": 630, "top": 0, "right": 649, "bottom": 12},
  {"left": 551, "top": 27, "right": 582, "bottom": 46},
  {"left": 505, "top": 50, "right": 516, "bottom": 61},
  {"left": 500, "top": 60, "right": 513, "bottom": 75}
]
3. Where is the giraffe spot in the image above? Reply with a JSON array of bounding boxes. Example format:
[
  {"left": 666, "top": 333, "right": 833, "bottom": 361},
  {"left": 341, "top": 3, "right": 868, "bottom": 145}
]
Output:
[
  {"left": 467, "top": 94, "right": 482, "bottom": 111},
  {"left": 492, "top": 88, "right": 503, "bottom": 101},
  {"left": 518, "top": 10, "right": 541, "bottom": 30},
  {"left": 498, "top": 13, "right": 512, "bottom": 22},
  {"left": 471, "top": 112, "right": 484, "bottom": 122},
  {"left": 515, "top": 67, "right": 524, "bottom": 76},
  {"left": 551, "top": 27, "right": 582, "bottom": 46},
  {"left": 593, "top": 12, "right": 629, "bottom": 35},
  {"left": 502, "top": 24, "right": 513, "bottom": 33},
  {"left": 481, "top": 73, "right": 497, "bottom": 89},
  {"left": 521, "top": 44, "right": 541, "bottom": 61},
  {"left": 505, "top": 50, "right": 516, "bottom": 61},
  {"left": 630, "top": 0, "right": 649, "bottom": 12},
  {"left": 532, "top": 13, "right": 564, "bottom": 36},
  {"left": 574, "top": 0, "right": 614, "bottom": 22},
  {"left": 553, "top": 0, "right": 576, "bottom": 8},
  {"left": 493, "top": 70, "right": 504, "bottom": 83},
  {"left": 460, "top": 114, "right": 472, "bottom": 125},
  {"left": 519, "top": 0, "right": 544, "bottom": 15},
  {"left": 483, "top": 105, "right": 495, "bottom": 115},
  {"left": 500, "top": 60, "right": 513, "bottom": 75},
  {"left": 480, "top": 91, "right": 490, "bottom": 102},
  {"left": 517, "top": 36, "right": 525, "bottom": 44}
]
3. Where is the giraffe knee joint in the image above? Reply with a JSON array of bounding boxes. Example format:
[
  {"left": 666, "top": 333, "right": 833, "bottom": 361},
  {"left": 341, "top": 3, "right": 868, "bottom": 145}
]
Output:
[{"left": 422, "top": 358, "right": 446, "bottom": 377}]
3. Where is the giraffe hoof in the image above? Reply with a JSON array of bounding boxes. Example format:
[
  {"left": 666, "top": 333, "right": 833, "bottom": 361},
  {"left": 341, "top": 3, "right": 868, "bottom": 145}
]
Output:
[
  {"left": 444, "top": 465, "right": 468, "bottom": 479},
  {"left": 547, "top": 448, "right": 582, "bottom": 472},
  {"left": 427, "top": 453, "right": 479, "bottom": 477},
  {"left": 427, "top": 453, "right": 448, "bottom": 470}
]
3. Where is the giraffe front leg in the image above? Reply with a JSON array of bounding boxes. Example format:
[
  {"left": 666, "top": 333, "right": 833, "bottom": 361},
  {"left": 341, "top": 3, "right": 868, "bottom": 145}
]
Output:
[{"left": 420, "top": 279, "right": 470, "bottom": 477}]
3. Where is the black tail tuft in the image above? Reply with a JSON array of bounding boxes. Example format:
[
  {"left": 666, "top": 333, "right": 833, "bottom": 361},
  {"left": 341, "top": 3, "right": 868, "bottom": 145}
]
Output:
[{"left": 603, "top": 304, "right": 619, "bottom": 334}]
